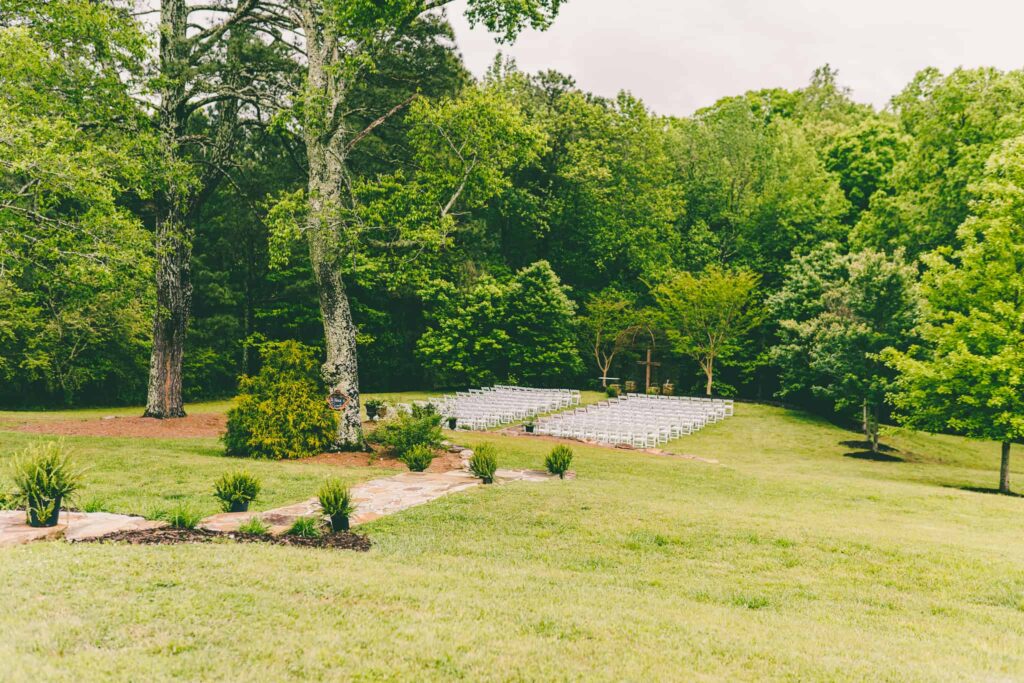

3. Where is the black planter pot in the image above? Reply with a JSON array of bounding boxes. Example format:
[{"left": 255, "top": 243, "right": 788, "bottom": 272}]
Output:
[
  {"left": 229, "top": 500, "right": 250, "bottom": 513},
  {"left": 27, "top": 496, "right": 61, "bottom": 527},
  {"left": 366, "top": 407, "right": 378, "bottom": 420},
  {"left": 330, "top": 514, "right": 350, "bottom": 532},
  {"left": 524, "top": 425, "right": 535, "bottom": 433},
  {"left": 447, "top": 418, "right": 457, "bottom": 430}
]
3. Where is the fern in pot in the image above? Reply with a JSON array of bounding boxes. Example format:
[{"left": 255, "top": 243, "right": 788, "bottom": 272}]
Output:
[
  {"left": 213, "top": 471, "right": 261, "bottom": 512},
  {"left": 318, "top": 478, "right": 357, "bottom": 532},
  {"left": 11, "top": 441, "right": 84, "bottom": 527}
]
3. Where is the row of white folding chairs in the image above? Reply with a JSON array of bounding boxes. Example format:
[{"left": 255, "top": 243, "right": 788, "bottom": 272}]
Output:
[
  {"left": 563, "top": 405, "right": 718, "bottom": 425},
  {"left": 623, "top": 394, "right": 734, "bottom": 417}
]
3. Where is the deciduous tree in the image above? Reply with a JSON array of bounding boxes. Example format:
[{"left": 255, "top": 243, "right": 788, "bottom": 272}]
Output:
[
  {"left": 651, "top": 266, "right": 761, "bottom": 396},
  {"left": 885, "top": 136, "right": 1024, "bottom": 493}
]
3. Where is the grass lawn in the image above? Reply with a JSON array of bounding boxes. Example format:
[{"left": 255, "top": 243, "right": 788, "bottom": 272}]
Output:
[{"left": 2, "top": 402, "right": 1024, "bottom": 680}]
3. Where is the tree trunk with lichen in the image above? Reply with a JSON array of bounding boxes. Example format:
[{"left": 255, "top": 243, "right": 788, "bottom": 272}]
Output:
[
  {"left": 145, "top": 208, "right": 191, "bottom": 418},
  {"left": 145, "top": 0, "right": 191, "bottom": 419},
  {"left": 301, "top": 10, "right": 363, "bottom": 448}
]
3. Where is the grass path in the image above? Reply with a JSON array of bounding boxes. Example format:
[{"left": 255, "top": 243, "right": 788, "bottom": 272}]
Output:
[{"left": 1, "top": 403, "right": 1023, "bottom": 679}]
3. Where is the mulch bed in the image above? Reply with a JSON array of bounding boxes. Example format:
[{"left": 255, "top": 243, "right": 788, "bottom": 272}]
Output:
[
  {"left": 305, "top": 448, "right": 464, "bottom": 473},
  {"left": 6, "top": 413, "right": 227, "bottom": 439},
  {"left": 76, "top": 527, "right": 372, "bottom": 551}
]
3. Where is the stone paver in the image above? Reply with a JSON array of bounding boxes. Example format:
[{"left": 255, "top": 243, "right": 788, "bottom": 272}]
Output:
[
  {"left": 0, "top": 509, "right": 163, "bottom": 547},
  {"left": 1, "top": 464, "right": 573, "bottom": 545},
  {"left": 200, "top": 467, "right": 570, "bottom": 533}
]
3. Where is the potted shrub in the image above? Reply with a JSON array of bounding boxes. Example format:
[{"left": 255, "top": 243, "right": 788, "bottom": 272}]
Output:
[
  {"left": 365, "top": 398, "right": 386, "bottom": 421},
  {"left": 318, "top": 478, "right": 357, "bottom": 532},
  {"left": 523, "top": 419, "right": 535, "bottom": 434},
  {"left": 624, "top": 380, "right": 637, "bottom": 393},
  {"left": 213, "top": 470, "right": 261, "bottom": 512},
  {"left": 469, "top": 443, "right": 498, "bottom": 484},
  {"left": 11, "top": 441, "right": 83, "bottom": 527},
  {"left": 606, "top": 384, "right": 620, "bottom": 398},
  {"left": 446, "top": 416, "right": 458, "bottom": 430},
  {"left": 545, "top": 445, "right": 574, "bottom": 479},
  {"left": 661, "top": 381, "right": 675, "bottom": 396}
]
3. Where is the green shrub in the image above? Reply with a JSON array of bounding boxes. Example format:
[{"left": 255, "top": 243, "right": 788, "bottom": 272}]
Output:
[
  {"left": 318, "top": 478, "right": 356, "bottom": 532},
  {"left": 10, "top": 440, "right": 84, "bottom": 527},
  {"left": 606, "top": 384, "right": 620, "bottom": 398},
  {"left": 238, "top": 517, "right": 270, "bottom": 535},
  {"left": 223, "top": 340, "right": 337, "bottom": 460},
  {"left": 369, "top": 408, "right": 443, "bottom": 456},
  {"left": 400, "top": 444, "right": 436, "bottom": 472},
  {"left": 286, "top": 516, "right": 323, "bottom": 538},
  {"left": 545, "top": 445, "right": 574, "bottom": 479},
  {"left": 0, "top": 491, "right": 16, "bottom": 511},
  {"left": 164, "top": 503, "right": 202, "bottom": 530},
  {"left": 213, "top": 471, "right": 262, "bottom": 512},
  {"left": 469, "top": 443, "right": 498, "bottom": 484}
]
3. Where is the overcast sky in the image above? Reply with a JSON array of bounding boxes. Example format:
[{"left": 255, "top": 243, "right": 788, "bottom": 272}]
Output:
[{"left": 447, "top": 0, "right": 1024, "bottom": 116}]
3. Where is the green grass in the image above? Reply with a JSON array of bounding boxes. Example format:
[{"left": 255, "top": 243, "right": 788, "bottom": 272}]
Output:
[
  {"left": 0, "top": 433, "right": 388, "bottom": 518},
  {"left": 2, "top": 402, "right": 1024, "bottom": 680}
]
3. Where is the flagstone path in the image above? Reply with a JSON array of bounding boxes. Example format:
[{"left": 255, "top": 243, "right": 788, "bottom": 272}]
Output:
[
  {"left": 202, "top": 468, "right": 570, "bottom": 533},
  {"left": 1, "top": 467, "right": 572, "bottom": 545},
  {"left": 0, "top": 510, "right": 163, "bottom": 547}
]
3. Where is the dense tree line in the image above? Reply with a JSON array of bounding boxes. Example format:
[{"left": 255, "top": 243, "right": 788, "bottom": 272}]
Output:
[{"left": 4, "top": 1, "right": 1024, "bottom": 484}]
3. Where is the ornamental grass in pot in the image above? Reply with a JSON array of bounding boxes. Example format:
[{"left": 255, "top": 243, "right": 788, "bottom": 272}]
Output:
[{"left": 11, "top": 440, "right": 84, "bottom": 527}]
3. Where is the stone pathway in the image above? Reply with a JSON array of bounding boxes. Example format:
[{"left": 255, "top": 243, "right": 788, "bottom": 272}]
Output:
[
  {"left": 202, "top": 468, "right": 570, "bottom": 533},
  {"left": 0, "top": 510, "right": 162, "bottom": 547},
  {"left": 1, "top": 467, "right": 571, "bottom": 545}
]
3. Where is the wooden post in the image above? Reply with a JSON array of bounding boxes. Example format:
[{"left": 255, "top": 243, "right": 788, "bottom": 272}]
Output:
[{"left": 637, "top": 348, "right": 660, "bottom": 393}]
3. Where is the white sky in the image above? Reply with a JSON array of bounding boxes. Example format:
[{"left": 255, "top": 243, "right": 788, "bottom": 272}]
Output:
[{"left": 447, "top": 0, "right": 1024, "bottom": 116}]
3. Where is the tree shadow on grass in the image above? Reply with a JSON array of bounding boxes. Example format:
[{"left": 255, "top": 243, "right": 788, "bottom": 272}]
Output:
[
  {"left": 840, "top": 440, "right": 905, "bottom": 462},
  {"left": 843, "top": 450, "right": 905, "bottom": 463},
  {"left": 943, "top": 484, "right": 1024, "bottom": 498}
]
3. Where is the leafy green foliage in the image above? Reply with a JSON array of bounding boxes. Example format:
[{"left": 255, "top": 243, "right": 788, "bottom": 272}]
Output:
[
  {"left": 369, "top": 407, "right": 443, "bottom": 457},
  {"left": 580, "top": 288, "right": 645, "bottom": 386},
  {"left": 213, "top": 471, "right": 262, "bottom": 513},
  {"left": 318, "top": 478, "right": 356, "bottom": 532},
  {"left": 855, "top": 68, "right": 1024, "bottom": 256},
  {"left": 286, "top": 516, "right": 323, "bottom": 539},
  {"left": 884, "top": 137, "right": 1024, "bottom": 490},
  {"left": 469, "top": 443, "right": 498, "bottom": 483},
  {"left": 770, "top": 244, "right": 919, "bottom": 448},
  {"left": 164, "top": 504, "right": 202, "bottom": 530},
  {"left": 238, "top": 517, "right": 270, "bottom": 535},
  {"left": 417, "top": 261, "right": 581, "bottom": 386},
  {"left": 400, "top": 445, "right": 436, "bottom": 473},
  {"left": 651, "top": 267, "right": 762, "bottom": 395},
  {"left": 9, "top": 440, "right": 84, "bottom": 525},
  {"left": 0, "top": 12, "right": 154, "bottom": 407},
  {"left": 545, "top": 445, "right": 574, "bottom": 479},
  {"left": 223, "top": 341, "right": 337, "bottom": 460}
]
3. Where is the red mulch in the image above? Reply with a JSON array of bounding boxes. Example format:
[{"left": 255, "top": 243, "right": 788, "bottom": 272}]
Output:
[
  {"left": 4, "top": 412, "right": 466, "bottom": 473},
  {"left": 5, "top": 413, "right": 227, "bottom": 438},
  {"left": 304, "top": 449, "right": 464, "bottom": 473},
  {"left": 78, "top": 526, "right": 372, "bottom": 550}
]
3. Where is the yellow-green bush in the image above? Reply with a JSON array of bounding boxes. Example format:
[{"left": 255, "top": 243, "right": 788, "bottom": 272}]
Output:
[{"left": 223, "top": 341, "right": 336, "bottom": 460}]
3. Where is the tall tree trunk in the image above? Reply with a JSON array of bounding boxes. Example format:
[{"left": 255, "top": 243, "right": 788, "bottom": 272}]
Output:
[
  {"left": 999, "top": 441, "right": 1012, "bottom": 494},
  {"left": 302, "top": 39, "right": 362, "bottom": 448},
  {"left": 145, "top": 210, "right": 191, "bottom": 417},
  {"left": 145, "top": 0, "right": 190, "bottom": 418},
  {"left": 870, "top": 403, "right": 880, "bottom": 453},
  {"left": 704, "top": 357, "right": 714, "bottom": 396}
]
